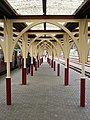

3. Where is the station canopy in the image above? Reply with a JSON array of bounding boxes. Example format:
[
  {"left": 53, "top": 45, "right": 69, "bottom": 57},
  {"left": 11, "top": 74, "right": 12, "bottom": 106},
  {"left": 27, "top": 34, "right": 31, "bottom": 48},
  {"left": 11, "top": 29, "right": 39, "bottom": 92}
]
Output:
[
  {"left": 6, "top": 0, "right": 84, "bottom": 30},
  {"left": 7, "top": 0, "right": 84, "bottom": 15}
]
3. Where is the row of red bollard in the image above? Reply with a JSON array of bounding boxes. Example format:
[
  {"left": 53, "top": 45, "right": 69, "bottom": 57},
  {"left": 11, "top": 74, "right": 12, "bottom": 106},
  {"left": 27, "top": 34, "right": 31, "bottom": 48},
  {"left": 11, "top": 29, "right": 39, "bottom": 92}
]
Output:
[
  {"left": 47, "top": 57, "right": 85, "bottom": 107},
  {"left": 6, "top": 58, "right": 43, "bottom": 105},
  {"left": 22, "top": 58, "right": 43, "bottom": 85},
  {"left": 6, "top": 57, "right": 85, "bottom": 107},
  {"left": 47, "top": 58, "right": 60, "bottom": 76}
]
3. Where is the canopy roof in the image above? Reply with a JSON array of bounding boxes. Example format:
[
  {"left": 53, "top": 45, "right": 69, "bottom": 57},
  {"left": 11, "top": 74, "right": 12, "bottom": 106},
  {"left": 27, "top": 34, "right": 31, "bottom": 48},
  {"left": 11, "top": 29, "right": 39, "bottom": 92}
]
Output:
[
  {"left": 7, "top": 0, "right": 84, "bottom": 15},
  {"left": 6, "top": 0, "right": 84, "bottom": 30},
  {"left": 0, "top": 0, "right": 90, "bottom": 50},
  {"left": 0, "top": 0, "right": 90, "bottom": 34}
]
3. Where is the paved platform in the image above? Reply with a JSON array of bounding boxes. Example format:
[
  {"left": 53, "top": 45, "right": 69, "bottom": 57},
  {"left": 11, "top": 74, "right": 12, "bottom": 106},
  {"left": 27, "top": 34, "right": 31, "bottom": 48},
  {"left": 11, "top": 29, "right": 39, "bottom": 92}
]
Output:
[{"left": 0, "top": 62, "right": 90, "bottom": 120}]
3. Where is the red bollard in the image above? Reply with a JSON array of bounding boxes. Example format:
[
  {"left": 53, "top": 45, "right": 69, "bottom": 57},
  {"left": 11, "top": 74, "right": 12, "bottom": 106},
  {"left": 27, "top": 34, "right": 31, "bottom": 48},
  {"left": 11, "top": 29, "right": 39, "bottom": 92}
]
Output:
[
  {"left": 31, "top": 64, "right": 33, "bottom": 76},
  {"left": 35, "top": 61, "right": 37, "bottom": 71},
  {"left": 50, "top": 59, "right": 51, "bottom": 67},
  {"left": 22, "top": 58, "right": 24, "bottom": 84},
  {"left": 22, "top": 58, "right": 26, "bottom": 85},
  {"left": 51, "top": 59, "right": 53, "bottom": 68},
  {"left": 42, "top": 58, "right": 43, "bottom": 63},
  {"left": 80, "top": 78, "right": 85, "bottom": 107},
  {"left": 57, "top": 64, "right": 60, "bottom": 76},
  {"left": 6, "top": 78, "right": 11, "bottom": 105},
  {"left": 64, "top": 68, "right": 68, "bottom": 85},
  {"left": 38, "top": 60, "right": 39, "bottom": 68},
  {"left": 23, "top": 68, "right": 26, "bottom": 85},
  {"left": 54, "top": 61, "right": 56, "bottom": 71},
  {"left": 49, "top": 58, "right": 50, "bottom": 65},
  {"left": 40, "top": 59, "right": 41, "bottom": 65}
]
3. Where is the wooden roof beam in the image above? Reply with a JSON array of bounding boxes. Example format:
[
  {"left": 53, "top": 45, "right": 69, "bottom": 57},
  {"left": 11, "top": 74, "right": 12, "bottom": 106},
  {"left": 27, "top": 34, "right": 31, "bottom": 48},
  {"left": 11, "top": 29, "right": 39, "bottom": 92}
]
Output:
[{"left": 5, "top": 15, "right": 76, "bottom": 19}]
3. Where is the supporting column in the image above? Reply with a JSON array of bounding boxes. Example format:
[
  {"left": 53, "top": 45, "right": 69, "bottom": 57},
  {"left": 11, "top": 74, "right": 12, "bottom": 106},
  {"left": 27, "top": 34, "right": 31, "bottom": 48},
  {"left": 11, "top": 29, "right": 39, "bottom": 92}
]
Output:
[
  {"left": 6, "top": 62, "right": 11, "bottom": 105},
  {"left": 37, "top": 55, "right": 39, "bottom": 68},
  {"left": 35, "top": 60, "right": 37, "bottom": 71},
  {"left": 54, "top": 61, "right": 56, "bottom": 71},
  {"left": 51, "top": 47, "right": 54, "bottom": 68},
  {"left": 30, "top": 45, "right": 34, "bottom": 76},
  {"left": 57, "top": 51, "right": 60, "bottom": 76},
  {"left": 48, "top": 58, "right": 49, "bottom": 64},
  {"left": 47, "top": 58, "right": 49, "bottom": 64},
  {"left": 37, "top": 46, "right": 40, "bottom": 68},
  {"left": 79, "top": 19, "right": 88, "bottom": 107},
  {"left": 80, "top": 78, "right": 85, "bottom": 107},
  {"left": 6, "top": 78, "right": 11, "bottom": 105},
  {"left": 50, "top": 59, "right": 52, "bottom": 66},
  {"left": 23, "top": 68, "right": 26, "bottom": 85},
  {"left": 50, "top": 59, "right": 51, "bottom": 67},
  {"left": 64, "top": 67, "right": 68, "bottom": 85},
  {"left": 57, "top": 63, "right": 60, "bottom": 76},
  {"left": 36, "top": 56, "right": 38, "bottom": 66},
  {"left": 22, "top": 58, "right": 24, "bottom": 84},
  {"left": 80, "top": 62, "right": 86, "bottom": 107},
  {"left": 38, "top": 59, "right": 39, "bottom": 68},
  {"left": 42, "top": 57, "right": 43, "bottom": 63},
  {"left": 40, "top": 58, "right": 42, "bottom": 65},
  {"left": 22, "top": 58, "right": 26, "bottom": 85},
  {"left": 48, "top": 58, "right": 49, "bottom": 65},
  {"left": 64, "top": 58, "right": 69, "bottom": 86},
  {"left": 40, "top": 58, "right": 41, "bottom": 65},
  {"left": 48, "top": 58, "right": 50, "bottom": 65},
  {"left": 4, "top": 19, "right": 13, "bottom": 105},
  {"left": 63, "top": 33, "right": 70, "bottom": 86},
  {"left": 22, "top": 33, "right": 27, "bottom": 85},
  {"left": 51, "top": 59, "right": 53, "bottom": 68},
  {"left": 31, "top": 64, "right": 33, "bottom": 76},
  {"left": 67, "top": 58, "right": 69, "bottom": 78}
]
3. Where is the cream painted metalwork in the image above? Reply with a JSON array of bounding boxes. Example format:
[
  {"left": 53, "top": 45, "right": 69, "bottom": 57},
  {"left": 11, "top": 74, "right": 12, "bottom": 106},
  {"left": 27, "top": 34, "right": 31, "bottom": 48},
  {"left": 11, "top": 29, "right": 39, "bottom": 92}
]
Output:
[
  {"left": 3, "top": 19, "right": 13, "bottom": 78},
  {"left": 13, "top": 21, "right": 78, "bottom": 52},
  {"left": 79, "top": 19, "right": 88, "bottom": 78},
  {"left": 33, "top": 39, "right": 58, "bottom": 56}
]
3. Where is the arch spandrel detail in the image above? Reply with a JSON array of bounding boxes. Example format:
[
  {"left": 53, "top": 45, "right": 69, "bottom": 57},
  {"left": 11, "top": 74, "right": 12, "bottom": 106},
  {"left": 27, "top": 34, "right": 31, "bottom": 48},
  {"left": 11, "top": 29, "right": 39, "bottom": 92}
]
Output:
[
  {"left": 13, "top": 21, "right": 78, "bottom": 53},
  {"left": 33, "top": 39, "right": 58, "bottom": 55}
]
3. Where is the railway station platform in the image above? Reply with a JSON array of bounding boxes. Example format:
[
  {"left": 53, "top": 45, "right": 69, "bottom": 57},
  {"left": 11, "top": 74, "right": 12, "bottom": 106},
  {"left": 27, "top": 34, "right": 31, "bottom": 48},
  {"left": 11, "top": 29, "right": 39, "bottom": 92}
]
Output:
[
  {"left": 0, "top": 60, "right": 90, "bottom": 120},
  {"left": 0, "top": 0, "right": 90, "bottom": 119}
]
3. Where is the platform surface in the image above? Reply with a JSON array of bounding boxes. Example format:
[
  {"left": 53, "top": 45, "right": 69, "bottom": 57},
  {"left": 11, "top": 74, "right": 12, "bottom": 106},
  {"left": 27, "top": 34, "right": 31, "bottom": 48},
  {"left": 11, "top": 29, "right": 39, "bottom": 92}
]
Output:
[{"left": 0, "top": 62, "right": 90, "bottom": 120}]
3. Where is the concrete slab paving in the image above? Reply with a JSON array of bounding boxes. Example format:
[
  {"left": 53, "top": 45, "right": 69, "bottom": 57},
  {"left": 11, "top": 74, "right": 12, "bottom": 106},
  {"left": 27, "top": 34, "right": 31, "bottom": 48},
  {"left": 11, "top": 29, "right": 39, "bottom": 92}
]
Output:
[{"left": 0, "top": 62, "right": 90, "bottom": 120}]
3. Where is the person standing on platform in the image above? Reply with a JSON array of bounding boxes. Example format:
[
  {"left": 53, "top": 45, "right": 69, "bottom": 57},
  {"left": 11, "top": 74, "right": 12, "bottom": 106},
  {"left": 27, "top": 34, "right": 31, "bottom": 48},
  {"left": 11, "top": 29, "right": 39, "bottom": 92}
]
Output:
[
  {"left": 26, "top": 52, "right": 31, "bottom": 74},
  {"left": 17, "top": 51, "right": 22, "bottom": 68}
]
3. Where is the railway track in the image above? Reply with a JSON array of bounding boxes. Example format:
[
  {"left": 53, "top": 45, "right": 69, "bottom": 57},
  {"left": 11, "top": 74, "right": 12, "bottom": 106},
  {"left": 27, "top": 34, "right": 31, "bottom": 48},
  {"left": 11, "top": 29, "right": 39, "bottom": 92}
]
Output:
[{"left": 60, "top": 59, "right": 90, "bottom": 78}]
